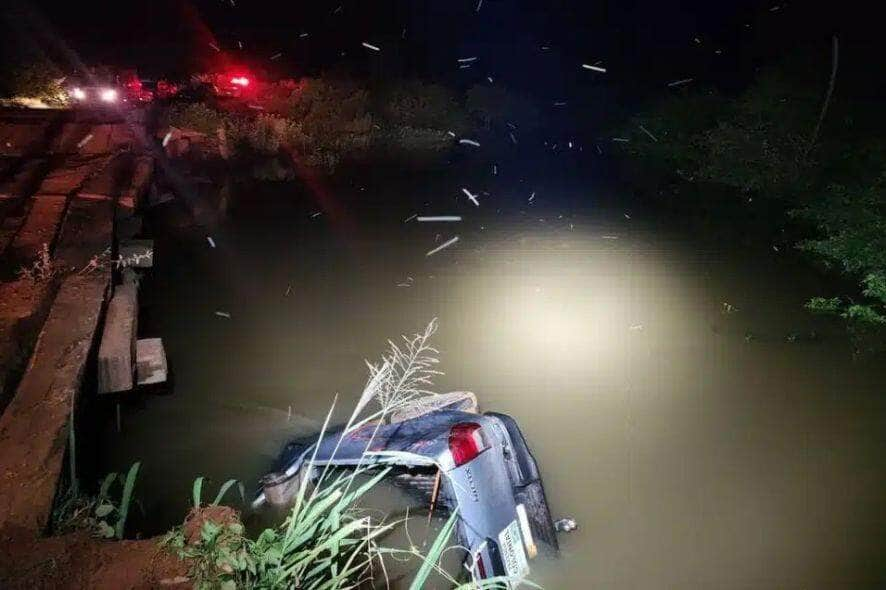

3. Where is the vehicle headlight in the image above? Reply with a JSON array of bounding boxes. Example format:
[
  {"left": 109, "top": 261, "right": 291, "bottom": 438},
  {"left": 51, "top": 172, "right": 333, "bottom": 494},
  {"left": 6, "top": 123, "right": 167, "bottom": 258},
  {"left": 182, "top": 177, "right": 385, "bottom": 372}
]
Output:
[
  {"left": 99, "top": 88, "right": 118, "bottom": 102},
  {"left": 71, "top": 87, "right": 86, "bottom": 100}
]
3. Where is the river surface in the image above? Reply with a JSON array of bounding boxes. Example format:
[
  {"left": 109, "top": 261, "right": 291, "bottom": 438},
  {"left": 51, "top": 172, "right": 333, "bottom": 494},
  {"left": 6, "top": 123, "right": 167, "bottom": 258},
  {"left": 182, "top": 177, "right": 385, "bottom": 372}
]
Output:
[{"left": 100, "top": 156, "right": 886, "bottom": 589}]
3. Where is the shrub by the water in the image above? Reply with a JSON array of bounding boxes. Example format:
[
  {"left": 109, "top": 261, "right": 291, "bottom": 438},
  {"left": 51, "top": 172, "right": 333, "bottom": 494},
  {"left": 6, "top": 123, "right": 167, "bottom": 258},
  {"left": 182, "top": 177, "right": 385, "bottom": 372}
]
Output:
[{"left": 616, "top": 61, "right": 886, "bottom": 334}]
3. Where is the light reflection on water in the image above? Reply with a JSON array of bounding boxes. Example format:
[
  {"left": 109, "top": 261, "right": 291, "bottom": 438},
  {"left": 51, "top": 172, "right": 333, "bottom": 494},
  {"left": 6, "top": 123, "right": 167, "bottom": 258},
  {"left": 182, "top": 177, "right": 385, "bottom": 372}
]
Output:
[{"left": 103, "top": 177, "right": 886, "bottom": 589}]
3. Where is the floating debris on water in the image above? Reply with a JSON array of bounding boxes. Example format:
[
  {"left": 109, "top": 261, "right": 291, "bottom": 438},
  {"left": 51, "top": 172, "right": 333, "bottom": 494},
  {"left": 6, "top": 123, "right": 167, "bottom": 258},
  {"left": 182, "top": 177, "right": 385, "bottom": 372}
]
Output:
[
  {"left": 404, "top": 213, "right": 418, "bottom": 223},
  {"left": 209, "top": 42, "right": 220, "bottom": 52},
  {"left": 418, "top": 216, "right": 462, "bottom": 222},
  {"left": 362, "top": 42, "right": 381, "bottom": 52},
  {"left": 528, "top": 192, "right": 536, "bottom": 203},
  {"left": 215, "top": 311, "right": 231, "bottom": 318},
  {"left": 284, "top": 284, "right": 292, "bottom": 297},
  {"left": 639, "top": 125, "right": 659, "bottom": 142},
  {"left": 426, "top": 236, "right": 460, "bottom": 257},
  {"left": 461, "top": 188, "right": 480, "bottom": 206},
  {"left": 207, "top": 236, "right": 216, "bottom": 248},
  {"left": 668, "top": 78, "right": 694, "bottom": 87},
  {"left": 611, "top": 137, "right": 630, "bottom": 143},
  {"left": 270, "top": 52, "right": 282, "bottom": 60},
  {"left": 311, "top": 211, "right": 322, "bottom": 218},
  {"left": 509, "top": 132, "right": 518, "bottom": 144},
  {"left": 77, "top": 134, "right": 94, "bottom": 149},
  {"left": 554, "top": 518, "right": 578, "bottom": 533},
  {"left": 162, "top": 131, "right": 173, "bottom": 147},
  {"left": 629, "top": 324, "right": 645, "bottom": 332},
  {"left": 459, "top": 138, "right": 481, "bottom": 147},
  {"left": 582, "top": 63, "right": 607, "bottom": 73},
  {"left": 601, "top": 235, "right": 619, "bottom": 240},
  {"left": 721, "top": 302, "right": 739, "bottom": 315},
  {"left": 458, "top": 56, "right": 478, "bottom": 63}
]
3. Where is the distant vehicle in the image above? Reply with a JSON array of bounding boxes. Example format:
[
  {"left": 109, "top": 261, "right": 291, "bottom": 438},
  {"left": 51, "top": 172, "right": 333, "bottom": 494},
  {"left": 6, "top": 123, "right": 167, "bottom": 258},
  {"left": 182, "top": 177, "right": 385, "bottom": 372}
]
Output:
[
  {"left": 67, "top": 82, "right": 122, "bottom": 106},
  {"left": 255, "top": 394, "right": 560, "bottom": 582},
  {"left": 66, "top": 68, "right": 152, "bottom": 107},
  {"left": 207, "top": 68, "right": 258, "bottom": 99}
]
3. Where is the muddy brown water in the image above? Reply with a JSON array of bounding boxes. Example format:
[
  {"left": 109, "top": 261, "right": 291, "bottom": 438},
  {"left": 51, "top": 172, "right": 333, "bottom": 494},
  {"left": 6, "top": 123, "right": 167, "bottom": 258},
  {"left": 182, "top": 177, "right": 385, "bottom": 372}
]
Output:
[{"left": 99, "top": 163, "right": 886, "bottom": 589}]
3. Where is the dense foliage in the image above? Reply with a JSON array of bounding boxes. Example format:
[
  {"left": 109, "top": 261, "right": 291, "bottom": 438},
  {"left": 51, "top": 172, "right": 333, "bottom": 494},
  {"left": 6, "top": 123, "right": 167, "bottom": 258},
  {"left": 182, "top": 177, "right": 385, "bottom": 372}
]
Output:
[
  {"left": 164, "top": 77, "right": 520, "bottom": 173},
  {"left": 618, "top": 65, "right": 886, "bottom": 329}
]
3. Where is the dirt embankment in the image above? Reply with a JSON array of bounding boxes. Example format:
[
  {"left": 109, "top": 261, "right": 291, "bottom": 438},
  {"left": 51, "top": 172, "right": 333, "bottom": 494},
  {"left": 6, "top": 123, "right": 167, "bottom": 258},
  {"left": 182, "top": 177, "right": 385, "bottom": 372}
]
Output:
[{"left": 0, "top": 526, "right": 187, "bottom": 589}]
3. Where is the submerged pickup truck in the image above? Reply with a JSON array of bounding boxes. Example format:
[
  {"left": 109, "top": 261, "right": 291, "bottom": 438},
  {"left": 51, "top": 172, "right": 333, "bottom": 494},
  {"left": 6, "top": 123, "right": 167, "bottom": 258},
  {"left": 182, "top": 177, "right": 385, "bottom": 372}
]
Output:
[{"left": 255, "top": 394, "right": 559, "bottom": 582}]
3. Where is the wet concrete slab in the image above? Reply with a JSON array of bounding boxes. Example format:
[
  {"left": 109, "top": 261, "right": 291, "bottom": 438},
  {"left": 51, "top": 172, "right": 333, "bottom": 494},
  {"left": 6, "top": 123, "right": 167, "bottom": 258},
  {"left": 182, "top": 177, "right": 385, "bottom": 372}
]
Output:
[
  {"left": 47, "top": 123, "right": 94, "bottom": 154},
  {"left": 78, "top": 123, "right": 136, "bottom": 156},
  {"left": 136, "top": 338, "right": 167, "bottom": 386},
  {"left": 0, "top": 121, "right": 54, "bottom": 157},
  {"left": 0, "top": 202, "right": 29, "bottom": 259},
  {"left": 98, "top": 281, "right": 138, "bottom": 394},
  {"left": 36, "top": 156, "right": 109, "bottom": 196},
  {"left": 9, "top": 196, "right": 68, "bottom": 262},
  {"left": 0, "top": 271, "right": 109, "bottom": 534},
  {"left": 78, "top": 152, "right": 134, "bottom": 200},
  {"left": 0, "top": 279, "right": 56, "bottom": 413},
  {"left": 54, "top": 197, "right": 114, "bottom": 272},
  {"left": 0, "top": 159, "right": 47, "bottom": 201}
]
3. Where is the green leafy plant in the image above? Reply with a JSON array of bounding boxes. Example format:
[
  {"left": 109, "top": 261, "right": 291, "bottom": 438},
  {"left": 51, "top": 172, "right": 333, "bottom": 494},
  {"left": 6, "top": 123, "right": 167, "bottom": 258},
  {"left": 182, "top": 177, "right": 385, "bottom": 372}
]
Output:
[
  {"left": 164, "top": 467, "right": 394, "bottom": 589},
  {"left": 52, "top": 462, "right": 141, "bottom": 540},
  {"left": 795, "top": 177, "right": 886, "bottom": 326}
]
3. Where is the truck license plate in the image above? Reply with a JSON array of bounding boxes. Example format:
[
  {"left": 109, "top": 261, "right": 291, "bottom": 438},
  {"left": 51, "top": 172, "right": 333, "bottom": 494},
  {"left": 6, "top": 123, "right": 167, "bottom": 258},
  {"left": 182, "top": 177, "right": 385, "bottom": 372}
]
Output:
[{"left": 498, "top": 519, "right": 529, "bottom": 579}]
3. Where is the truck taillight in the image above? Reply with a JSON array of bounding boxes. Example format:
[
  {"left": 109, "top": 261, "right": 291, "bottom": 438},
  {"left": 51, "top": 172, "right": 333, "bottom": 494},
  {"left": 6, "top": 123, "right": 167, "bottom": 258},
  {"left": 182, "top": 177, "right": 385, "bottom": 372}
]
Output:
[
  {"left": 449, "top": 422, "right": 486, "bottom": 467},
  {"left": 475, "top": 554, "right": 487, "bottom": 578}
]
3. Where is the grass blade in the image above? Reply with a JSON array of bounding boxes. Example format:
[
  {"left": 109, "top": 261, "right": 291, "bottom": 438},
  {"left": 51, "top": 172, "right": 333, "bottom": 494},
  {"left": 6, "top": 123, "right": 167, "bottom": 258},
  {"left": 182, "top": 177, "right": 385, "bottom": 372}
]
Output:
[
  {"left": 212, "top": 479, "right": 240, "bottom": 506},
  {"left": 409, "top": 510, "right": 459, "bottom": 590},
  {"left": 193, "top": 476, "right": 205, "bottom": 509},
  {"left": 115, "top": 461, "right": 140, "bottom": 539}
]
